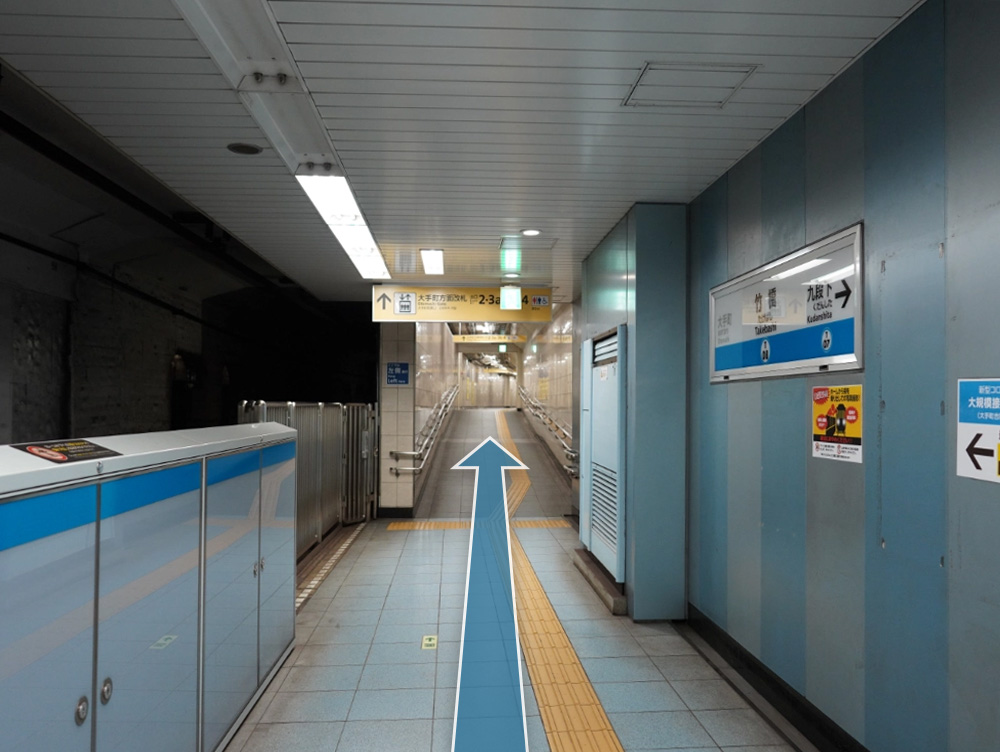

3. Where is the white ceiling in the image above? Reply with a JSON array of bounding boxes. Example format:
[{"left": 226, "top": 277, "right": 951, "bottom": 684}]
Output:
[{"left": 0, "top": 0, "right": 924, "bottom": 303}]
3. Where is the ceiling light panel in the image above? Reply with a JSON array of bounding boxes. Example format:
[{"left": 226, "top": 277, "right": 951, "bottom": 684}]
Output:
[{"left": 420, "top": 248, "right": 445, "bottom": 274}]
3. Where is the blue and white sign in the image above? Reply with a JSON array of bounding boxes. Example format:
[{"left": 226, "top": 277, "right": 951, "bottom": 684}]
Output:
[
  {"left": 957, "top": 379, "right": 1000, "bottom": 483},
  {"left": 710, "top": 223, "right": 863, "bottom": 382},
  {"left": 386, "top": 362, "right": 409, "bottom": 386}
]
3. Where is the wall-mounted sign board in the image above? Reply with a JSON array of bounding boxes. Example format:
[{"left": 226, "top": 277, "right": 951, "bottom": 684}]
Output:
[
  {"left": 957, "top": 379, "right": 1000, "bottom": 484},
  {"left": 812, "top": 385, "right": 863, "bottom": 463},
  {"left": 710, "top": 224, "right": 863, "bottom": 382},
  {"left": 373, "top": 286, "right": 551, "bottom": 323}
]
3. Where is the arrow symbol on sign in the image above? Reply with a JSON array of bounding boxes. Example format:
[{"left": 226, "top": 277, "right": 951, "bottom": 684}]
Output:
[
  {"left": 376, "top": 292, "right": 391, "bottom": 310},
  {"left": 965, "top": 432, "right": 995, "bottom": 471},
  {"left": 789, "top": 299, "right": 803, "bottom": 313},
  {"left": 451, "top": 437, "right": 528, "bottom": 752},
  {"left": 835, "top": 280, "right": 852, "bottom": 308}
]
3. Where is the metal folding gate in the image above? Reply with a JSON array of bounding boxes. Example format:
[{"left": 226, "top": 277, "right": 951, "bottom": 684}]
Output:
[{"left": 238, "top": 401, "right": 378, "bottom": 558}]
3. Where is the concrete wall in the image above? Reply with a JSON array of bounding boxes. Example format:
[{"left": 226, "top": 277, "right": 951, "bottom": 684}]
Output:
[
  {"left": 415, "top": 321, "right": 458, "bottom": 430},
  {"left": 522, "top": 303, "right": 574, "bottom": 433},
  {"left": 581, "top": 203, "right": 688, "bottom": 620},
  {"left": 687, "top": 2, "right": 1000, "bottom": 748}
]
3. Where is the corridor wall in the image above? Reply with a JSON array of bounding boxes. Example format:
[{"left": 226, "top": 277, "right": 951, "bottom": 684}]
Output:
[
  {"left": 581, "top": 203, "right": 687, "bottom": 620},
  {"left": 687, "top": 1, "right": 1000, "bottom": 749}
]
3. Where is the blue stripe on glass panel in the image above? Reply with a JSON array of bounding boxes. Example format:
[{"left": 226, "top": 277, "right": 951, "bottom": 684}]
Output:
[
  {"left": 0, "top": 486, "right": 97, "bottom": 552},
  {"left": 101, "top": 463, "right": 201, "bottom": 520},
  {"left": 262, "top": 441, "right": 295, "bottom": 468},
  {"left": 207, "top": 450, "right": 259, "bottom": 486}
]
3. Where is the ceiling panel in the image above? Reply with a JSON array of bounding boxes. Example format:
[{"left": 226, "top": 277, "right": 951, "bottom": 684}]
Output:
[{"left": 0, "top": 0, "right": 925, "bottom": 304}]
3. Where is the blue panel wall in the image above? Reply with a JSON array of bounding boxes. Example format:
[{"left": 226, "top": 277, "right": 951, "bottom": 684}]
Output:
[
  {"left": 687, "top": 179, "right": 729, "bottom": 626},
  {"left": 685, "top": 1, "right": 960, "bottom": 749},
  {"left": 863, "top": 3, "right": 948, "bottom": 750},
  {"left": 945, "top": 3, "right": 1000, "bottom": 750},
  {"left": 758, "top": 113, "right": 809, "bottom": 692},
  {"left": 629, "top": 203, "right": 687, "bottom": 619}
]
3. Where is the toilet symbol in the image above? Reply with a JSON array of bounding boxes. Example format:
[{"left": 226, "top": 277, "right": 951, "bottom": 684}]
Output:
[
  {"left": 760, "top": 339, "right": 771, "bottom": 363},
  {"left": 821, "top": 328, "right": 832, "bottom": 352}
]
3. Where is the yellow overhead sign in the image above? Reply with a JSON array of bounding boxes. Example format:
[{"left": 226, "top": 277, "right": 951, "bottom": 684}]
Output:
[
  {"left": 373, "top": 286, "right": 552, "bottom": 323},
  {"left": 453, "top": 335, "right": 527, "bottom": 344}
]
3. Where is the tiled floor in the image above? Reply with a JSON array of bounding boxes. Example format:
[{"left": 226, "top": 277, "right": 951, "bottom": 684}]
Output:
[{"left": 224, "top": 409, "right": 808, "bottom": 752}]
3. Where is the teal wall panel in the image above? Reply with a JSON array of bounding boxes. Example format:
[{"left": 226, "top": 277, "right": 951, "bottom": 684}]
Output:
[
  {"left": 945, "top": 2, "right": 1000, "bottom": 749},
  {"left": 863, "top": 2, "right": 948, "bottom": 749},
  {"left": 688, "top": 179, "right": 729, "bottom": 625},
  {"left": 629, "top": 203, "right": 687, "bottom": 619}
]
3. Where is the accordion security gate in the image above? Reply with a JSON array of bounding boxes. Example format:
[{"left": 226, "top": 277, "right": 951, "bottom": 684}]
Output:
[{"left": 239, "top": 401, "right": 377, "bottom": 558}]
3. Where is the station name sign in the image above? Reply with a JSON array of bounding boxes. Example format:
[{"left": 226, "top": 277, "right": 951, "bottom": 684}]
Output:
[
  {"left": 372, "top": 286, "right": 552, "bottom": 323},
  {"left": 709, "top": 224, "right": 863, "bottom": 382}
]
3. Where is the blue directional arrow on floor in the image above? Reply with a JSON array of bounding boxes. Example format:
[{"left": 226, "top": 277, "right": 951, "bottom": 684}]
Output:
[{"left": 451, "top": 437, "right": 529, "bottom": 752}]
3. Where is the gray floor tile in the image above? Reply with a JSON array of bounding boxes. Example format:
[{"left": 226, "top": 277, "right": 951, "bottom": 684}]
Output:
[
  {"left": 319, "top": 609, "right": 381, "bottom": 627},
  {"left": 609, "top": 710, "right": 716, "bottom": 749},
  {"left": 282, "top": 665, "right": 363, "bottom": 692},
  {"left": 308, "top": 623, "right": 377, "bottom": 645},
  {"left": 571, "top": 635, "right": 647, "bottom": 658},
  {"left": 526, "top": 714, "right": 551, "bottom": 752},
  {"left": 695, "top": 709, "right": 786, "bottom": 747},
  {"left": 294, "top": 643, "right": 371, "bottom": 666},
  {"left": 378, "top": 607, "right": 440, "bottom": 625},
  {"left": 375, "top": 622, "right": 440, "bottom": 644},
  {"left": 671, "top": 680, "right": 748, "bottom": 710},
  {"left": 431, "top": 718, "right": 453, "bottom": 752},
  {"left": 348, "top": 688, "right": 435, "bottom": 720},
  {"left": 360, "top": 662, "right": 437, "bottom": 690},
  {"left": 636, "top": 634, "right": 699, "bottom": 656},
  {"left": 593, "top": 681, "right": 687, "bottom": 713},
  {"left": 720, "top": 747, "right": 794, "bottom": 752},
  {"left": 582, "top": 656, "right": 664, "bottom": 683},
  {"left": 652, "top": 655, "right": 722, "bottom": 681},
  {"left": 336, "top": 719, "right": 434, "bottom": 752},
  {"left": 241, "top": 722, "right": 344, "bottom": 752},
  {"left": 260, "top": 690, "right": 353, "bottom": 723},
  {"left": 433, "top": 686, "right": 456, "bottom": 718}
]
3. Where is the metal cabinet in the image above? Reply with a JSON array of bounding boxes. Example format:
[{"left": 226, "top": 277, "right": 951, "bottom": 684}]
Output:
[{"left": 579, "top": 326, "right": 628, "bottom": 583}]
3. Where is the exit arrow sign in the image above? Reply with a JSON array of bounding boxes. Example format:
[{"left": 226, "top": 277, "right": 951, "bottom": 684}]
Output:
[{"left": 451, "top": 437, "right": 529, "bottom": 752}]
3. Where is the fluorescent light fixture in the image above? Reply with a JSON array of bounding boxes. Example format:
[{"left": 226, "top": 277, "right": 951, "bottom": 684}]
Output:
[
  {"left": 805, "top": 264, "right": 854, "bottom": 285},
  {"left": 500, "top": 286, "right": 522, "bottom": 310},
  {"left": 499, "top": 344, "right": 508, "bottom": 353},
  {"left": 504, "top": 272, "right": 520, "bottom": 279},
  {"left": 502, "top": 247, "right": 521, "bottom": 273},
  {"left": 765, "top": 258, "right": 829, "bottom": 282},
  {"left": 420, "top": 249, "right": 444, "bottom": 275},
  {"left": 296, "top": 174, "right": 390, "bottom": 279},
  {"left": 532, "top": 344, "right": 537, "bottom": 353},
  {"left": 521, "top": 229, "right": 541, "bottom": 237}
]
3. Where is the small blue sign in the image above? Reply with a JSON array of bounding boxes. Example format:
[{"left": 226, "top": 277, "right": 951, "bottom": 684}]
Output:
[
  {"left": 386, "top": 362, "right": 409, "bottom": 386},
  {"left": 958, "top": 379, "right": 1000, "bottom": 426}
]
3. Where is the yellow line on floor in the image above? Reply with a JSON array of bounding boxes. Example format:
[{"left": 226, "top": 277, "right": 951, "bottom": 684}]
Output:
[
  {"left": 496, "top": 411, "right": 625, "bottom": 752},
  {"left": 387, "top": 519, "right": 571, "bottom": 531}
]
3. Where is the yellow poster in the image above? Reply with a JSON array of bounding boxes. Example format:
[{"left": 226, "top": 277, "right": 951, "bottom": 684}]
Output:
[{"left": 812, "top": 385, "right": 863, "bottom": 463}]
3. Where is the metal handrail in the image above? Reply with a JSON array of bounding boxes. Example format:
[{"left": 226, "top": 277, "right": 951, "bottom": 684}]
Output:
[
  {"left": 390, "top": 385, "right": 459, "bottom": 475},
  {"left": 518, "top": 386, "right": 579, "bottom": 465}
]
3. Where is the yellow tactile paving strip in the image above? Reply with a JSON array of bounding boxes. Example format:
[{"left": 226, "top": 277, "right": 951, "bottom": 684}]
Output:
[
  {"left": 387, "top": 519, "right": 571, "bottom": 531},
  {"left": 496, "top": 411, "right": 625, "bottom": 752}
]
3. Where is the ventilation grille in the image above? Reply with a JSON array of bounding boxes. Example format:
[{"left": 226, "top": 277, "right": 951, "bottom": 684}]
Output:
[
  {"left": 594, "top": 334, "right": 618, "bottom": 364},
  {"left": 622, "top": 62, "right": 759, "bottom": 109},
  {"left": 590, "top": 462, "right": 619, "bottom": 551}
]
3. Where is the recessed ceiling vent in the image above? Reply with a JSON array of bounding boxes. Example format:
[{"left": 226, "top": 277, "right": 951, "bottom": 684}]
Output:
[{"left": 622, "top": 62, "right": 759, "bottom": 109}]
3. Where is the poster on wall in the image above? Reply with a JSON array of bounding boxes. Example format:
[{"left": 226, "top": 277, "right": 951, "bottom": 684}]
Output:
[
  {"left": 709, "top": 224, "right": 863, "bottom": 382},
  {"left": 956, "top": 379, "right": 1000, "bottom": 484},
  {"left": 811, "top": 385, "right": 863, "bottom": 463}
]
